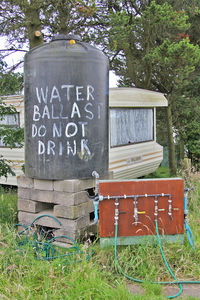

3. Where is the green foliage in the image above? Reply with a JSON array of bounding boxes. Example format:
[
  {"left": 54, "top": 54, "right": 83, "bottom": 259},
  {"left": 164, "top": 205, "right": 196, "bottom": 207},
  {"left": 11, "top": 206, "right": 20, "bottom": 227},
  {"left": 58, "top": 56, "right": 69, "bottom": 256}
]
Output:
[
  {"left": 142, "top": 166, "right": 171, "bottom": 179},
  {"left": 0, "top": 156, "right": 15, "bottom": 178},
  {"left": 0, "top": 100, "right": 24, "bottom": 178},
  {"left": 0, "top": 62, "right": 24, "bottom": 177},
  {"left": 0, "top": 99, "right": 24, "bottom": 148},
  {"left": 0, "top": 189, "right": 17, "bottom": 224},
  {"left": 0, "top": 59, "right": 23, "bottom": 95},
  {"left": 173, "top": 76, "right": 200, "bottom": 169},
  {"left": 0, "top": 230, "right": 135, "bottom": 299},
  {"left": 0, "top": 126, "right": 24, "bottom": 149},
  {"left": 141, "top": 1, "right": 190, "bottom": 41},
  {"left": 103, "top": 1, "right": 200, "bottom": 175},
  {"left": 146, "top": 38, "right": 200, "bottom": 90},
  {"left": 0, "top": 0, "right": 98, "bottom": 50},
  {"left": 0, "top": 71, "right": 23, "bottom": 96},
  {"left": 0, "top": 0, "right": 199, "bottom": 175},
  {"left": 106, "top": 1, "right": 194, "bottom": 90},
  {"left": 156, "top": 108, "right": 168, "bottom": 147},
  {"left": 0, "top": 100, "right": 16, "bottom": 118},
  {"left": 0, "top": 60, "right": 24, "bottom": 150},
  {"left": 107, "top": 2, "right": 200, "bottom": 174}
]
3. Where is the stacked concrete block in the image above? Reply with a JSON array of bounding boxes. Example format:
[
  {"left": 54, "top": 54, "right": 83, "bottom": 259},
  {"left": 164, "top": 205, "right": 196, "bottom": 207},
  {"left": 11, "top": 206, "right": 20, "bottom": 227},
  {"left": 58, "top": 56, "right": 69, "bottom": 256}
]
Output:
[{"left": 17, "top": 175, "right": 99, "bottom": 243}]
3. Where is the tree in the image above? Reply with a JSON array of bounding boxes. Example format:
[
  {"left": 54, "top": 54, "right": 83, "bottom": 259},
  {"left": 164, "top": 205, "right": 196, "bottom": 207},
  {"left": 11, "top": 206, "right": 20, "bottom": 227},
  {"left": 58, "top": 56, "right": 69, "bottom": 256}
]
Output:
[
  {"left": 171, "top": 0, "right": 200, "bottom": 168},
  {"left": 0, "top": 56, "right": 24, "bottom": 178},
  {"left": 93, "top": 1, "right": 200, "bottom": 175},
  {"left": 146, "top": 37, "right": 200, "bottom": 174},
  {"left": 0, "top": 0, "right": 97, "bottom": 52},
  {"left": 0, "top": 0, "right": 98, "bottom": 177},
  {"left": 1, "top": 0, "right": 200, "bottom": 176},
  {"left": 0, "top": 99, "right": 24, "bottom": 178},
  {"left": 0, "top": 59, "right": 23, "bottom": 95},
  {"left": 173, "top": 76, "right": 200, "bottom": 170}
]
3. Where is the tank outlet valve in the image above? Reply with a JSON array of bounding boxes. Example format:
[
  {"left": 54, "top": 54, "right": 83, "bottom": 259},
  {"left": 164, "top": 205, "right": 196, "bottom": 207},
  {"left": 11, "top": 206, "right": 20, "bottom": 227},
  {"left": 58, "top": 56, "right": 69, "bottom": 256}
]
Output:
[
  {"left": 114, "top": 199, "right": 119, "bottom": 225},
  {"left": 92, "top": 171, "right": 100, "bottom": 197},
  {"left": 154, "top": 196, "right": 158, "bottom": 220},
  {"left": 133, "top": 197, "right": 138, "bottom": 225},
  {"left": 168, "top": 199, "right": 173, "bottom": 219}
]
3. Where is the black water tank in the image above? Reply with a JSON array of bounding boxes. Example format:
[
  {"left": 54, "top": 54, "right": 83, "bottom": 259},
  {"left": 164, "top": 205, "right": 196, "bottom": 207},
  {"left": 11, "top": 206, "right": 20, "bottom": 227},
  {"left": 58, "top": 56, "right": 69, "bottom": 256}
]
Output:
[{"left": 24, "top": 34, "right": 109, "bottom": 180}]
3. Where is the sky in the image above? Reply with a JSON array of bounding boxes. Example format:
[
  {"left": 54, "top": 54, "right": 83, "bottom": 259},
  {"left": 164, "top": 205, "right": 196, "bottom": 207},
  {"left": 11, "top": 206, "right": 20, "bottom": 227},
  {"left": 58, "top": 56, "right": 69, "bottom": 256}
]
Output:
[
  {"left": 0, "top": 37, "right": 119, "bottom": 87},
  {"left": 109, "top": 71, "right": 119, "bottom": 87}
]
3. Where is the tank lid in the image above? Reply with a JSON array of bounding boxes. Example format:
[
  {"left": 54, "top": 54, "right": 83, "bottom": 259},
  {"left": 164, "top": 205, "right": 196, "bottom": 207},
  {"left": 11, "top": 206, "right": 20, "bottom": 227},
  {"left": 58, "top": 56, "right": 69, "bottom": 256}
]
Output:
[
  {"left": 66, "top": 34, "right": 82, "bottom": 41},
  {"left": 52, "top": 34, "right": 82, "bottom": 42}
]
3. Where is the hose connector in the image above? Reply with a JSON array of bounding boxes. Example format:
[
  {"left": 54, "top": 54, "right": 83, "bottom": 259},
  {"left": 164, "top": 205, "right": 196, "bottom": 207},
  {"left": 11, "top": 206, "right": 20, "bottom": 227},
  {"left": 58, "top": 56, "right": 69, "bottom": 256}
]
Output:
[
  {"left": 134, "top": 196, "right": 138, "bottom": 225},
  {"left": 114, "top": 198, "right": 119, "bottom": 225},
  {"left": 154, "top": 196, "right": 158, "bottom": 220},
  {"left": 92, "top": 171, "right": 99, "bottom": 196},
  {"left": 168, "top": 198, "right": 173, "bottom": 219}
]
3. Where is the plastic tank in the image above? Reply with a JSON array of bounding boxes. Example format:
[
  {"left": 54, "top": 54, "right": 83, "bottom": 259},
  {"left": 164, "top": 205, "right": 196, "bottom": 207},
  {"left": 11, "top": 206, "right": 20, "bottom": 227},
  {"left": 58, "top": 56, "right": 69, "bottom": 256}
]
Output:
[{"left": 24, "top": 34, "right": 109, "bottom": 180}]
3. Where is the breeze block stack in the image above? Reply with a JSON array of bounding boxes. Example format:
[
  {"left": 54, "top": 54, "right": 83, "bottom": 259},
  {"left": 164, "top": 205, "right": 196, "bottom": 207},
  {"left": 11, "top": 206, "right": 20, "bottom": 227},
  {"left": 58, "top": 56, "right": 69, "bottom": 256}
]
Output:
[{"left": 17, "top": 175, "right": 99, "bottom": 243}]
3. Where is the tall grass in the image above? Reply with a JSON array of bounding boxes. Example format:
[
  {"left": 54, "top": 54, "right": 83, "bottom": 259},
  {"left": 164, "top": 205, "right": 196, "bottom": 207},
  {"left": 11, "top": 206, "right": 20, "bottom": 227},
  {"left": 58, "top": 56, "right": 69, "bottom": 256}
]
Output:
[
  {"left": 0, "top": 187, "right": 17, "bottom": 225},
  {"left": 0, "top": 227, "right": 140, "bottom": 300},
  {"left": 0, "top": 171, "right": 200, "bottom": 299}
]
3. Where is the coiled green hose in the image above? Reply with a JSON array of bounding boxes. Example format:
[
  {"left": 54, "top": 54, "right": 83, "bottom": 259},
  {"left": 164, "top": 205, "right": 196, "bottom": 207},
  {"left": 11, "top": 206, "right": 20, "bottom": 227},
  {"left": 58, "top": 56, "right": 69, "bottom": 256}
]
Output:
[{"left": 14, "top": 214, "right": 94, "bottom": 263}]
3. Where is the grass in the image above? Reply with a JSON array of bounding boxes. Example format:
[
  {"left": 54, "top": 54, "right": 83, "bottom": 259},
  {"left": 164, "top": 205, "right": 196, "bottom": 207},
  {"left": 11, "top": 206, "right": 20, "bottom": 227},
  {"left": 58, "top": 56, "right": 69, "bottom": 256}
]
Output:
[
  {"left": 0, "top": 186, "right": 17, "bottom": 225},
  {"left": 0, "top": 170, "right": 200, "bottom": 299},
  {"left": 142, "top": 166, "right": 171, "bottom": 178}
]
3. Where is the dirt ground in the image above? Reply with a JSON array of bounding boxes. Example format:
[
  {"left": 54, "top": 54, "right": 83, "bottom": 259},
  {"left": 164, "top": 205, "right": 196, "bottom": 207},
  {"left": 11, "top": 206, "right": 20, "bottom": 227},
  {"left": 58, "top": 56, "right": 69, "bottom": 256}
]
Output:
[{"left": 127, "top": 283, "right": 200, "bottom": 299}]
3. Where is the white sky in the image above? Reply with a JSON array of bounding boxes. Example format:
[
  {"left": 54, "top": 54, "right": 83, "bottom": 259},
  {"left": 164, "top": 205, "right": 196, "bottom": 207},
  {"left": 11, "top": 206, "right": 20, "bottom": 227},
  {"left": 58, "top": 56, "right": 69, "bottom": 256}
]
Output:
[
  {"left": 0, "top": 37, "right": 118, "bottom": 87},
  {"left": 109, "top": 71, "right": 119, "bottom": 87}
]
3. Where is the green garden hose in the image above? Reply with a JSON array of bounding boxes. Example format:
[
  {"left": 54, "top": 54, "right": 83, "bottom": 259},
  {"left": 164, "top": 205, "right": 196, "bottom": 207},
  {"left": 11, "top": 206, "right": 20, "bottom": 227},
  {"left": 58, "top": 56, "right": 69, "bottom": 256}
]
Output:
[
  {"left": 114, "top": 221, "right": 200, "bottom": 299},
  {"left": 14, "top": 214, "right": 94, "bottom": 263}
]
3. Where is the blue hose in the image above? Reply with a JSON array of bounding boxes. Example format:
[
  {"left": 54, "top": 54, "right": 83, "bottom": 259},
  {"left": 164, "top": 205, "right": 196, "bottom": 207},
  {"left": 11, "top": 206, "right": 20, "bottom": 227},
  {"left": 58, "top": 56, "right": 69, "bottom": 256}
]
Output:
[
  {"left": 184, "top": 222, "right": 195, "bottom": 249},
  {"left": 93, "top": 200, "right": 99, "bottom": 222},
  {"left": 184, "top": 191, "right": 195, "bottom": 249}
]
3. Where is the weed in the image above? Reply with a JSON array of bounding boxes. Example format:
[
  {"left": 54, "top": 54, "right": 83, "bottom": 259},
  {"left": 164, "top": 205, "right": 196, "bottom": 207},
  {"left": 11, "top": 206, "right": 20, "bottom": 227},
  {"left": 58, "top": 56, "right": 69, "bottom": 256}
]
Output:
[{"left": 0, "top": 169, "right": 200, "bottom": 298}]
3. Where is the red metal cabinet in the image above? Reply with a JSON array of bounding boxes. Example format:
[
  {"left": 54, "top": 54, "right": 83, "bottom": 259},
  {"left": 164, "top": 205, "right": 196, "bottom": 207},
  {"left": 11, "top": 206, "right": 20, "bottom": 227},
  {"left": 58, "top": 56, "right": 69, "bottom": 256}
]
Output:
[{"left": 99, "top": 178, "right": 184, "bottom": 240}]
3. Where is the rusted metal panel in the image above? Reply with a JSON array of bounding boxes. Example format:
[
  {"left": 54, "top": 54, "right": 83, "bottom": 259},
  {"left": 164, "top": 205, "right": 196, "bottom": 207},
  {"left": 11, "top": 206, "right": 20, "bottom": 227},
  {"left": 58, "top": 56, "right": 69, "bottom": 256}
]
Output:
[{"left": 99, "top": 178, "right": 184, "bottom": 238}]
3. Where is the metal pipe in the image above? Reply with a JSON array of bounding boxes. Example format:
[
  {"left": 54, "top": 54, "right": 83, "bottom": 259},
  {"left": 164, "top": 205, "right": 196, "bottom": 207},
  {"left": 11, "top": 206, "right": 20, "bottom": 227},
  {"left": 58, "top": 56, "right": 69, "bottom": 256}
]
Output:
[{"left": 99, "top": 193, "right": 171, "bottom": 201}]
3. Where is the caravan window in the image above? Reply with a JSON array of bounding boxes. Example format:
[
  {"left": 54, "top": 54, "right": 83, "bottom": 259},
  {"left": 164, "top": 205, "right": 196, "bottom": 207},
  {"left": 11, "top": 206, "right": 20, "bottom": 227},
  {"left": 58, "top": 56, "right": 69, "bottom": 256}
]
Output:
[
  {"left": 0, "top": 113, "right": 19, "bottom": 126},
  {"left": 0, "top": 113, "right": 20, "bottom": 147},
  {"left": 110, "top": 108, "right": 154, "bottom": 147}
]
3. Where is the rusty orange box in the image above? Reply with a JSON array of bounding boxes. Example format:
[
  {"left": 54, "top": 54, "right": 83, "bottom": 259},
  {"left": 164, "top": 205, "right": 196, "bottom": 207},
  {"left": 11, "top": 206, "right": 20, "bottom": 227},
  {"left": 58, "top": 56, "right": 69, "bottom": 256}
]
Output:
[{"left": 99, "top": 178, "right": 184, "bottom": 247}]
